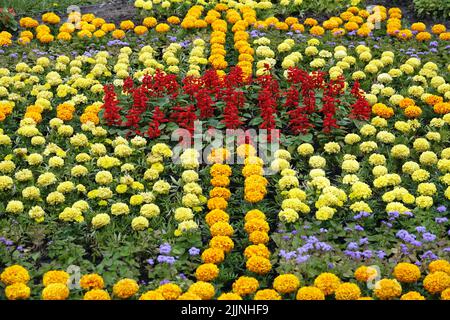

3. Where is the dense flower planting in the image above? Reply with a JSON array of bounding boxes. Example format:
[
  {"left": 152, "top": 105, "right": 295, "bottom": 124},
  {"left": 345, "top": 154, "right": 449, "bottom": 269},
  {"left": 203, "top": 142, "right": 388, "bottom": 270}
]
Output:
[{"left": 0, "top": 0, "right": 449, "bottom": 300}]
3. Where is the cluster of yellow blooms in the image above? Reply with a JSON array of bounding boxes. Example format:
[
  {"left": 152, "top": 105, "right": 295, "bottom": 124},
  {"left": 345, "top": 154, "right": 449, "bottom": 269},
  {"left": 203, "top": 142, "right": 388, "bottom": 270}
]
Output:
[
  {"left": 3, "top": 259, "right": 449, "bottom": 299},
  {"left": 240, "top": 144, "right": 268, "bottom": 203},
  {"left": 174, "top": 148, "right": 206, "bottom": 236},
  {"left": 275, "top": 150, "right": 310, "bottom": 223}
]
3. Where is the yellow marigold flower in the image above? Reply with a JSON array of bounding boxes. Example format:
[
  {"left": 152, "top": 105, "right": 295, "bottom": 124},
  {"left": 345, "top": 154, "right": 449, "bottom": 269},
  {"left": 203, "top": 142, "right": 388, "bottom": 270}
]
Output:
[
  {"left": 374, "top": 279, "right": 402, "bottom": 300},
  {"left": 423, "top": 272, "right": 450, "bottom": 294},
  {"left": 210, "top": 164, "right": 232, "bottom": 177},
  {"left": 246, "top": 256, "right": 272, "bottom": 275},
  {"left": 139, "top": 290, "right": 165, "bottom": 300},
  {"left": 393, "top": 263, "right": 421, "bottom": 283},
  {"left": 177, "top": 292, "right": 201, "bottom": 300},
  {"left": 273, "top": 274, "right": 300, "bottom": 294},
  {"left": 1, "top": 265, "right": 30, "bottom": 285},
  {"left": 84, "top": 289, "right": 111, "bottom": 300},
  {"left": 207, "top": 197, "right": 228, "bottom": 210},
  {"left": 314, "top": 273, "right": 341, "bottom": 296},
  {"left": 5, "top": 283, "right": 31, "bottom": 300},
  {"left": 205, "top": 209, "right": 229, "bottom": 227},
  {"left": 155, "top": 23, "right": 170, "bottom": 33},
  {"left": 431, "top": 24, "right": 446, "bottom": 34},
  {"left": 441, "top": 288, "right": 450, "bottom": 300},
  {"left": 43, "top": 270, "right": 69, "bottom": 287},
  {"left": 249, "top": 231, "right": 269, "bottom": 245},
  {"left": 254, "top": 289, "right": 282, "bottom": 300},
  {"left": 404, "top": 105, "right": 422, "bottom": 118},
  {"left": 120, "top": 20, "right": 135, "bottom": 30},
  {"left": 232, "top": 276, "right": 259, "bottom": 296},
  {"left": 209, "top": 236, "right": 234, "bottom": 253},
  {"left": 143, "top": 17, "right": 157, "bottom": 28},
  {"left": 79, "top": 274, "right": 104, "bottom": 290},
  {"left": 210, "top": 221, "right": 234, "bottom": 237},
  {"left": 113, "top": 279, "right": 139, "bottom": 299},
  {"left": 335, "top": 282, "right": 361, "bottom": 300},
  {"left": 354, "top": 266, "right": 378, "bottom": 282},
  {"left": 42, "top": 283, "right": 70, "bottom": 300},
  {"left": 201, "top": 248, "right": 225, "bottom": 264},
  {"left": 296, "top": 286, "right": 325, "bottom": 300},
  {"left": 428, "top": 260, "right": 450, "bottom": 275},
  {"left": 209, "top": 187, "right": 231, "bottom": 200},
  {"left": 188, "top": 281, "right": 215, "bottom": 300},
  {"left": 401, "top": 291, "right": 426, "bottom": 300},
  {"left": 218, "top": 292, "right": 242, "bottom": 300},
  {"left": 156, "top": 283, "right": 181, "bottom": 300},
  {"left": 210, "top": 175, "right": 230, "bottom": 187},
  {"left": 244, "top": 218, "right": 270, "bottom": 234},
  {"left": 196, "top": 263, "right": 220, "bottom": 282}
]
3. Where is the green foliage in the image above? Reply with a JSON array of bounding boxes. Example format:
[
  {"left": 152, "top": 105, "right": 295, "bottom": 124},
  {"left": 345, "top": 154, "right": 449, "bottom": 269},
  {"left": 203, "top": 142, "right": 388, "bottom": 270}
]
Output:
[
  {"left": 413, "top": 0, "right": 450, "bottom": 20},
  {"left": 0, "top": 7, "right": 18, "bottom": 32}
]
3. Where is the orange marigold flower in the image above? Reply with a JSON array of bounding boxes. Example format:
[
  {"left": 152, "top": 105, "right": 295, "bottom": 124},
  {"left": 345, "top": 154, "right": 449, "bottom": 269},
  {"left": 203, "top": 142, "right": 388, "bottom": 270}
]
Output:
[
  {"left": 232, "top": 276, "right": 259, "bottom": 296},
  {"left": 314, "top": 273, "right": 341, "bottom": 296}
]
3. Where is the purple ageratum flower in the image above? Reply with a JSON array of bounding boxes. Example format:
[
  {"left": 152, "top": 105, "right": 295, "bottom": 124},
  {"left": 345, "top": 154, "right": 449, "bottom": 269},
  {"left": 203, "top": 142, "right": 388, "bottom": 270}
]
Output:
[
  {"left": 319, "top": 228, "right": 328, "bottom": 233},
  {"left": 295, "top": 255, "right": 310, "bottom": 264},
  {"left": 404, "top": 211, "right": 414, "bottom": 217},
  {"left": 188, "top": 247, "right": 200, "bottom": 256},
  {"left": 359, "top": 237, "right": 369, "bottom": 245},
  {"left": 355, "top": 225, "right": 364, "bottom": 232},
  {"left": 444, "top": 247, "right": 450, "bottom": 252},
  {"left": 347, "top": 242, "right": 359, "bottom": 250},
  {"left": 362, "top": 250, "right": 372, "bottom": 259},
  {"left": 168, "top": 36, "right": 177, "bottom": 42},
  {"left": 179, "top": 273, "right": 187, "bottom": 280},
  {"left": 381, "top": 220, "right": 393, "bottom": 228},
  {"left": 307, "top": 236, "right": 318, "bottom": 243},
  {"left": 430, "top": 41, "right": 439, "bottom": 47},
  {"left": 414, "top": 261, "right": 422, "bottom": 266},
  {"left": 422, "top": 232, "right": 436, "bottom": 242},
  {"left": 388, "top": 211, "right": 400, "bottom": 219},
  {"left": 159, "top": 279, "right": 170, "bottom": 285},
  {"left": 416, "top": 226, "right": 426, "bottom": 233},
  {"left": 411, "top": 240, "right": 422, "bottom": 247},
  {"left": 303, "top": 225, "right": 311, "bottom": 229},
  {"left": 400, "top": 244, "right": 410, "bottom": 255},
  {"left": 159, "top": 243, "right": 172, "bottom": 255},
  {"left": 327, "top": 263, "right": 334, "bottom": 269},
  {"left": 291, "top": 230, "right": 298, "bottom": 235},
  {"left": 435, "top": 217, "right": 448, "bottom": 224},
  {"left": 147, "top": 258, "right": 154, "bottom": 265},
  {"left": 282, "top": 235, "right": 291, "bottom": 241},
  {"left": 396, "top": 229, "right": 409, "bottom": 240},
  {"left": 404, "top": 234, "right": 417, "bottom": 243},
  {"left": 421, "top": 250, "right": 438, "bottom": 260},
  {"left": 5, "top": 240, "right": 13, "bottom": 246},
  {"left": 376, "top": 250, "right": 386, "bottom": 259},
  {"left": 437, "top": 205, "right": 447, "bottom": 213}
]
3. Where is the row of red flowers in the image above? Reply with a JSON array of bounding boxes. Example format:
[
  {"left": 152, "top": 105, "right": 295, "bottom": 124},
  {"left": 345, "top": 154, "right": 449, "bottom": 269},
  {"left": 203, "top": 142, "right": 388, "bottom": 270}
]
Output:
[{"left": 102, "top": 67, "right": 371, "bottom": 140}]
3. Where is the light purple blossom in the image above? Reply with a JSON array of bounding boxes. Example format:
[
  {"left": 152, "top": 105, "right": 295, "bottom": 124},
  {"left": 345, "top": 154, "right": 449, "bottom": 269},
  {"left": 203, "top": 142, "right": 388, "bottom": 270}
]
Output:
[
  {"left": 159, "top": 243, "right": 172, "bottom": 255},
  {"left": 435, "top": 217, "right": 448, "bottom": 224},
  {"left": 422, "top": 232, "right": 436, "bottom": 242},
  {"left": 188, "top": 247, "right": 200, "bottom": 256}
]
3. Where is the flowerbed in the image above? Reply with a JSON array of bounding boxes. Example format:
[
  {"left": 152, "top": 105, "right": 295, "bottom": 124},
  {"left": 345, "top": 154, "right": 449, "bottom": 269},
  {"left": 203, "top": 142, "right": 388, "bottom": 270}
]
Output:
[{"left": 0, "top": 1, "right": 450, "bottom": 300}]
